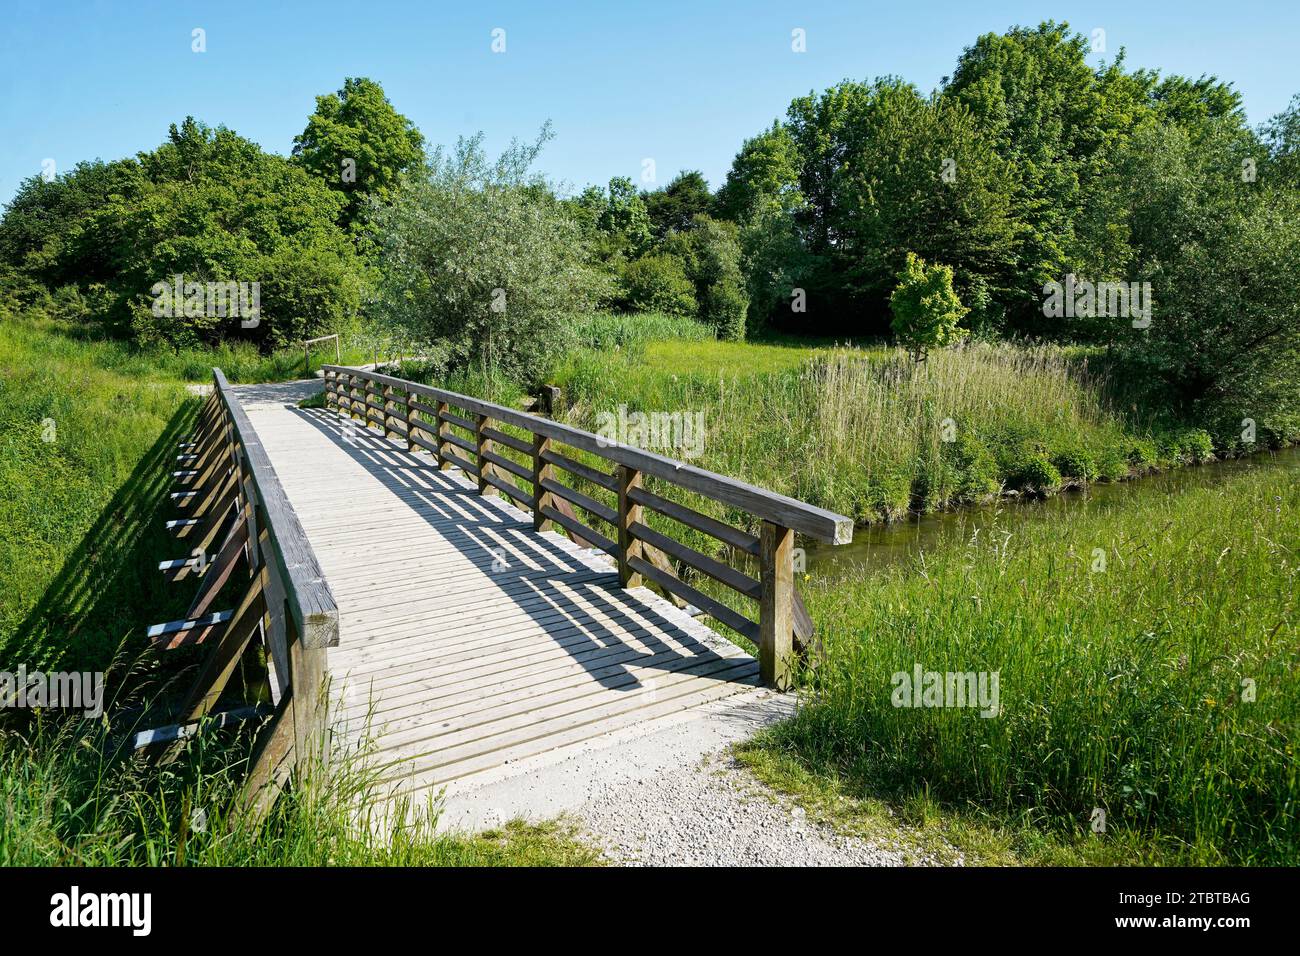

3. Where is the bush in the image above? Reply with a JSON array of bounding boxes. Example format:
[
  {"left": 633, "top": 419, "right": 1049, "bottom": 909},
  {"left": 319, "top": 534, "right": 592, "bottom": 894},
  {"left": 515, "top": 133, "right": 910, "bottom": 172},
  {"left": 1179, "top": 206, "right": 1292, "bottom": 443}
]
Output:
[
  {"left": 1179, "top": 428, "right": 1216, "bottom": 463},
  {"left": 1096, "top": 449, "right": 1130, "bottom": 481},
  {"left": 1010, "top": 451, "right": 1062, "bottom": 492},
  {"left": 703, "top": 280, "right": 748, "bottom": 342},
  {"left": 890, "top": 252, "right": 968, "bottom": 361},
  {"left": 1126, "top": 437, "right": 1159, "bottom": 469},
  {"left": 619, "top": 254, "right": 698, "bottom": 316},
  {"left": 372, "top": 127, "right": 606, "bottom": 385},
  {"left": 949, "top": 432, "right": 1000, "bottom": 500},
  {"left": 680, "top": 215, "right": 750, "bottom": 341},
  {"left": 1051, "top": 447, "right": 1097, "bottom": 481}
]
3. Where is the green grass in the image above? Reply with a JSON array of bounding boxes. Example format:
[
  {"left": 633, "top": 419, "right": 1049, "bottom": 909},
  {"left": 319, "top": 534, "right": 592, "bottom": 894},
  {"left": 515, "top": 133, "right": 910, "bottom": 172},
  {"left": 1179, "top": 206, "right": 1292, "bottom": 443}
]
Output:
[
  {"left": 549, "top": 330, "right": 1213, "bottom": 528},
  {"left": 742, "top": 456, "right": 1299, "bottom": 864},
  {"left": 1, "top": 711, "right": 600, "bottom": 866}
]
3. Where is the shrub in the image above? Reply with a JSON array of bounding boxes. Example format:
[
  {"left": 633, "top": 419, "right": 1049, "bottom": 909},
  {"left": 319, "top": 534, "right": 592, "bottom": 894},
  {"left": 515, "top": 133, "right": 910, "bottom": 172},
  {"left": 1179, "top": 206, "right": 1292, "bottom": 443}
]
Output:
[
  {"left": 1052, "top": 447, "right": 1097, "bottom": 481},
  {"left": 619, "top": 254, "right": 698, "bottom": 316},
  {"left": 703, "top": 280, "right": 748, "bottom": 342},
  {"left": 1126, "top": 437, "right": 1159, "bottom": 469},
  {"left": 372, "top": 127, "right": 605, "bottom": 385},
  {"left": 1096, "top": 449, "right": 1130, "bottom": 481},
  {"left": 889, "top": 252, "right": 968, "bottom": 361},
  {"left": 680, "top": 215, "right": 750, "bottom": 341},
  {"left": 949, "top": 432, "right": 1001, "bottom": 500},
  {"left": 1179, "top": 428, "right": 1216, "bottom": 463},
  {"left": 1010, "top": 452, "right": 1062, "bottom": 492}
]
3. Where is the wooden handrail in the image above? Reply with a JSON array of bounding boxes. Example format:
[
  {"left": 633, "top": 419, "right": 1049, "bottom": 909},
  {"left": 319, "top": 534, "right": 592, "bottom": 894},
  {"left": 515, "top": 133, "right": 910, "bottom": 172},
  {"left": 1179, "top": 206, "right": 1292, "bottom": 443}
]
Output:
[
  {"left": 212, "top": 369, "right": 339, "bottom": 650},
  {"left": 323, "top": 364, "right": 851, "bottom": 689},
  {"left": 323, "top": 365, "right": 853, "bottom": 544},
  {"left": 142, "top": 372, "right": 340, "bottom": 815}
]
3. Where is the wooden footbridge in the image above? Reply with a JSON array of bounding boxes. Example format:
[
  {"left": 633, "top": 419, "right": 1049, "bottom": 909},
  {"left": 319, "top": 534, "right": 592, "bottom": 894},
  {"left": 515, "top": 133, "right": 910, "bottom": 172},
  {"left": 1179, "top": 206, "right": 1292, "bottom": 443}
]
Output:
[{"left": 141, "top": 366, "right": 852, "bottom": 812}]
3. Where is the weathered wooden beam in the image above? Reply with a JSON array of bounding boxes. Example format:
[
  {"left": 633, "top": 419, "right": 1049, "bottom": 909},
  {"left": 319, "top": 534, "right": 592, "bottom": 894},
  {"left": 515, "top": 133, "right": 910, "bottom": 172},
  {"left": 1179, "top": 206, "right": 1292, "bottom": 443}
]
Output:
[
  {"left": 132, "top": 703, "right": 274, "bottom": 749},
  {"left": 185, "top": 507, "right": 251, "bottom": 619},
  {"left": 759, "top": 521, "right": 795, "bottom": 690},
  {"left": 174, "top": 569, "right": 268, "bottom": 720},
  {"left": 404, "top": 387, "right": 418, "bottom": 453},
  {"left": 147, "top": 609, "right": 233, "bottom": 649},
  {"left": 241, "top": 698, "right": 295, "bottom": 819},
  {"left": 475, "top": 413, "right": 496, "bottom": 496},
  {"left": 532, "top": 433, "right": 554, "bottom": 532},
  {"left": 617, "top": 465, "right": 643, "bottom": 589},
  {"left": 158, "top": 553, "right": 209, "bottom": 583}
]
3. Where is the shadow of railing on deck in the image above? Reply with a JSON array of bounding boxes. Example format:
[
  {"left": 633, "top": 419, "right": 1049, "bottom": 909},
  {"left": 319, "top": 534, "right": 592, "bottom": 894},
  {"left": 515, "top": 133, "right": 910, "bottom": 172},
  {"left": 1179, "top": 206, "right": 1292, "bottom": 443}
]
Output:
[{"left": 286, "top": 405, "right": 755, "bottom": 696}]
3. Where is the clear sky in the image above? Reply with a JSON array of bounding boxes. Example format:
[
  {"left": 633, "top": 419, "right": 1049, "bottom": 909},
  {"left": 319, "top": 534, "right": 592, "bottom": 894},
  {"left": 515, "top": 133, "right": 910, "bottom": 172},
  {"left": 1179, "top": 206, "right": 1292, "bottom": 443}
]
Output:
[{"left": 2, "top": 0, "right": 1297, "bottom": 204}]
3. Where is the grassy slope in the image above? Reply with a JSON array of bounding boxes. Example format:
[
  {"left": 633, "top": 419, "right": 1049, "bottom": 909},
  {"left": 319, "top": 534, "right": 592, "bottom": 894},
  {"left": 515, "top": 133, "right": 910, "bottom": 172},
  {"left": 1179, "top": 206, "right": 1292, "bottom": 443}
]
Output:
[
  {"left": 740, "top": 457, "right": 1298, "bottom": 865},
  {"left": 0, "top": 310, "right": 595, "bottom": 866}
]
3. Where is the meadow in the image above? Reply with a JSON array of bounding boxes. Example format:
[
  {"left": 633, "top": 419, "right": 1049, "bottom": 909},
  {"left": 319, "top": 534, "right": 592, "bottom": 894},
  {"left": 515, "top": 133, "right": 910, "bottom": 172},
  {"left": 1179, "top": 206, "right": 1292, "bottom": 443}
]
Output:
[
  {"left": 741, "top": 455, "right": 1299, "bottom": 864},
  {"left": 550, "top": 313, "right": 1221, "bottom": 526}
]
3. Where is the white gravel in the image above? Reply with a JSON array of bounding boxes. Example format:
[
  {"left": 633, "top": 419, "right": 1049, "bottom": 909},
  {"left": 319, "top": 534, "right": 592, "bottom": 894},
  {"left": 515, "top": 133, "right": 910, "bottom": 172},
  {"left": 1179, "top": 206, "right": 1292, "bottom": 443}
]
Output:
[{"left": 574, "top": 751, "right": 931, "bottom": 867}]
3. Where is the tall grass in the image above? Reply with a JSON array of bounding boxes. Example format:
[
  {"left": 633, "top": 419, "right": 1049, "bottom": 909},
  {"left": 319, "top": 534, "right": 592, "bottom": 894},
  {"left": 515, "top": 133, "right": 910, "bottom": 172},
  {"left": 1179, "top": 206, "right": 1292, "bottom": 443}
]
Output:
[
  {"left": 552, "top": 337, "right": 1206, "bottom": 526},
  {"left": 760, "top": 457, "right": 1299, "bottom": 863},
  {"left": 0, "top": 707, "right": 598, "bottom": 866}
]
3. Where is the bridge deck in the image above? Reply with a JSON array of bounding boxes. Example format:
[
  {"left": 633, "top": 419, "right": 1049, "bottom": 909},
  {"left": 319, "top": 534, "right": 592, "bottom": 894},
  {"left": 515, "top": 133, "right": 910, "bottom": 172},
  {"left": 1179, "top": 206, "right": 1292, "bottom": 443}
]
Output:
[{"left": 239, "top": 389, "right": 759, "bottom": 801}]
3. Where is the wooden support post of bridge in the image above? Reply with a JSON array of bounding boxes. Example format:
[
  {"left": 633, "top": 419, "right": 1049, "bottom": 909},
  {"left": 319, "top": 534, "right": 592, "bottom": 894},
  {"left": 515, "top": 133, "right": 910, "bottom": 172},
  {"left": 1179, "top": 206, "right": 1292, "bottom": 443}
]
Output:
[
  {"left": 404, "top": 387, "right": 417, "bottom": 453},
  {"left": 532, "top": 433, "right": 554, "bottom": 532},
  {"left": 759, "top": 520, "right": 795, "bottom": 691},
  {"left": 616, "top": 465, "right": 643, "bottom": 588},
  {"left": 475, "top": 413, "right": 496, "bottom": 496},
  {"left": 435, "top": 401, "right": 452, "bottom": 470},
  {"left": 381, "top": 384, "right": 395, "bottom": 439}
]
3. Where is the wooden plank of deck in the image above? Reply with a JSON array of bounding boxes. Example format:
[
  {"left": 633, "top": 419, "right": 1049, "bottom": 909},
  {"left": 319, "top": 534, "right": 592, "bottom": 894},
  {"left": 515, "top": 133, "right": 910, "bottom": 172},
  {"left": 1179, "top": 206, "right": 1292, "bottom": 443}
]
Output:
[{"left": 238, "top": 395, "right": 760, "bottom": 796}]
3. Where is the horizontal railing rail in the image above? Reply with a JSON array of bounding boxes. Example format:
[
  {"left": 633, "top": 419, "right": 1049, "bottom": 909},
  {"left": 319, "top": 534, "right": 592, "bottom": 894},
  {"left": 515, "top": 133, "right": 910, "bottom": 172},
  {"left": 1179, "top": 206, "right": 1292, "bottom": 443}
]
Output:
[{"left": 323, "top": 364, "right": 851, "bottom": 688}]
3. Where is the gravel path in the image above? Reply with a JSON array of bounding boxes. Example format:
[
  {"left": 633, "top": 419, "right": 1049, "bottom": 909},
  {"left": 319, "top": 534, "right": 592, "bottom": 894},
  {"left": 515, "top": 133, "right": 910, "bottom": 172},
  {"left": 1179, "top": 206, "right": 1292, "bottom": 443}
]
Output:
[{"left": 574, "top": 752, "right": 933, "bottom": 867}]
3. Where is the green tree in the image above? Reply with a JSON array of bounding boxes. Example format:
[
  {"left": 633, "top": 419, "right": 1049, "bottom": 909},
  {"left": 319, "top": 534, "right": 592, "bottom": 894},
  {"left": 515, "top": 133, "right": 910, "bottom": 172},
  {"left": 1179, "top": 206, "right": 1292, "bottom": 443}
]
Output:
[
  {"left": 1262, "top": 93, "right": 1300, "bottom": 188},
  {"left": 783, "top": 78, "right": 1019, "bottom": 334},
  {"left": 715, "top": 123, "right": 803, "bottom": 224},
  {"left": 120, "top": 118, "right": 364, "bottom": 347},
  {"left": 619, "top": 253, "right": 697, "bottom": 316},
  {"left": 1096, "top": 119, "right": 1300, "bottom": 439},
  {"left": 596, "top": 176, "right": 653, "bottom": 255},
  {"left": 0, "top": 159, "right": 141, "bottom": 291},
  {"left": 372, "top": 128, "right": 605, "bottom": 383},
  {"left": 292, "top": 77, "right": 425, "bottom": 233},
  {"left": 668, "top": 214, "right": 748, "bottom": 340},
  {"left": 889, "top": 253, "right": 968, "bottom": 361},
  {"left": 642, "top": 170, "right": 713, "bottom": 238}
]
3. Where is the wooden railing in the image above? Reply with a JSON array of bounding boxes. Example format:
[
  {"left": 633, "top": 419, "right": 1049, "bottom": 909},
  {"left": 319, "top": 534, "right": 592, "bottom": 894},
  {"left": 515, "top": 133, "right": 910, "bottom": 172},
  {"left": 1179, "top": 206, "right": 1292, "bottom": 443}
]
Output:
[
  {"left": 323, "top": 364, "right": 852, "bottom": 689},
  {"left": 141, "top": 369, "right": 339, "bottom": 814}
]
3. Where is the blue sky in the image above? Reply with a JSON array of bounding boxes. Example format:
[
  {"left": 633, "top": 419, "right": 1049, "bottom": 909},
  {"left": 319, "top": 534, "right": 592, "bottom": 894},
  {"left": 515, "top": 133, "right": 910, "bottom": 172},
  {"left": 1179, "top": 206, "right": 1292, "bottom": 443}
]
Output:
[{"left": 2, "top": 0, "right": 1297, "bottom": 204}]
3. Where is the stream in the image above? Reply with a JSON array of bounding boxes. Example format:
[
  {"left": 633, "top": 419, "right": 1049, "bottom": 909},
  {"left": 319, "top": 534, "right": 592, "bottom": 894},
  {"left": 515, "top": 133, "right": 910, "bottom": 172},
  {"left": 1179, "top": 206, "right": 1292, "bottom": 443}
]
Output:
[{"left": 803, "top": 445, "right": 1300, "bottom": 577}]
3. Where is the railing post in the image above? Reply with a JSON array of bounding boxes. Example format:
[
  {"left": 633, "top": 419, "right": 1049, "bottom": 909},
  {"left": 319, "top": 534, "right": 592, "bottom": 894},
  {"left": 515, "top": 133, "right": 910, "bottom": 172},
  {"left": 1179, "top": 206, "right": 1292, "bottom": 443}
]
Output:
[
  {"left": 532, "top": 433, "right": 554, "bottom": 531},
  {"left": 476, "top": 413, "right": 496, "bottom": 496},
  {"left": 617, "top": 465, "right": 643, "bottom": 588},
  {"left": 435, "top": 401, "right": 451, "bottom": 470},
  {"left": 324, "top": 370, "right": 336, "bottom": 410},
  {"left": 404, "top": 388, "right": 417, "bottom": 453},
  {"left": 381, "top": 384, "right": 394, "bottom": 439},
  {"left": 349, "top": 375, "right": 363, "bottom": 424},
  {"left": 759, "top": 520, "right": 795, "bottom": 690},
  {"left": 288, "top": 623, "right": 328, "bottom": 772}
]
